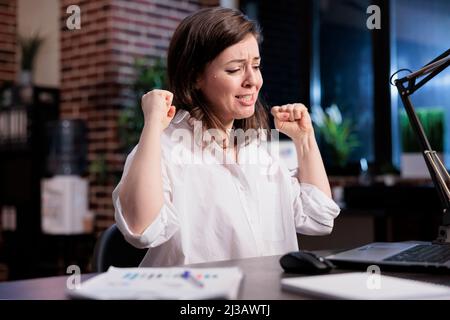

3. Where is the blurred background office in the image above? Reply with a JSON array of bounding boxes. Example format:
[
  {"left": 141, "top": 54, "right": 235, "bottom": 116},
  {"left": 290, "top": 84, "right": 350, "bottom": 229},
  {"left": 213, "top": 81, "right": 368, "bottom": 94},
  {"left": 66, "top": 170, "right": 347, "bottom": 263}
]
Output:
[{"left": 0, "top": 0, "right": 449, "bottom": 281}]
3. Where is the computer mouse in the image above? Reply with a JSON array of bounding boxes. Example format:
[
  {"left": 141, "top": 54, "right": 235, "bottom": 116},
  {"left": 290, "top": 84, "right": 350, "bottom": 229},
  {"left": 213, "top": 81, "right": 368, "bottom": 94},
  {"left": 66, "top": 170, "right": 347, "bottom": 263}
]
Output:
[{"left": 279, "top": 251, "right": 335, "bottom": 274}]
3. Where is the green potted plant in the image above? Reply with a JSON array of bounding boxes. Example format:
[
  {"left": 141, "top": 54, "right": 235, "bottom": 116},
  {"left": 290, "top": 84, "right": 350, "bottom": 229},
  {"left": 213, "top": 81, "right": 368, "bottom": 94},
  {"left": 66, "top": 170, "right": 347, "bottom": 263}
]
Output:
[
  {"left": 17, "top": 32, "right": 44, "bottom": 103},
  {"left": 89, "top": 154, "right": 108, "bottom": 185},
  {"left": 400, "top": 107, "right": 445, "bottom": 178},
  {"left": 18, "top": 32, "right": 44, "bottom": 83},
  {"left": 118, "top": 57, "right": 167, "bottom": 153},
  {"left": 311, "top": 104, "right": 359, "bottom": 169}
]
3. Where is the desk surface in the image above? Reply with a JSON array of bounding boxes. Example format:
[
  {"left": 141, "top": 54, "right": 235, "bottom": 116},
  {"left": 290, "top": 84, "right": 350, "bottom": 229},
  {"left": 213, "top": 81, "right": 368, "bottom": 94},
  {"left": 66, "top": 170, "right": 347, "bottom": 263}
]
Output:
[{"left": 1, "top": 253, "right": 450, "bottom": 299}]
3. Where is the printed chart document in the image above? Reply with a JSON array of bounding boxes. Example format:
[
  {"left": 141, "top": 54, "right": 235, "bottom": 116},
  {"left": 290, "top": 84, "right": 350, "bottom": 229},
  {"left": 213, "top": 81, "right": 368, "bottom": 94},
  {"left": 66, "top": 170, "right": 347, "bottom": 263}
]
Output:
[
  {"left": 67, "top": 266, "right": 243, "bottom": 300},
  {"left": 281, "top": 272, "right": 450, "bottom": 300}
]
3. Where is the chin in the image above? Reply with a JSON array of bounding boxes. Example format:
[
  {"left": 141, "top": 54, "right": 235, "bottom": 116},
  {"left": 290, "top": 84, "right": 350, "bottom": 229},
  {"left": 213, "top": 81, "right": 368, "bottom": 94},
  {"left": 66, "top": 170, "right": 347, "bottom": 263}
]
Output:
[{"left": 234, "top": 107, "right": 255, "bottom": 120}]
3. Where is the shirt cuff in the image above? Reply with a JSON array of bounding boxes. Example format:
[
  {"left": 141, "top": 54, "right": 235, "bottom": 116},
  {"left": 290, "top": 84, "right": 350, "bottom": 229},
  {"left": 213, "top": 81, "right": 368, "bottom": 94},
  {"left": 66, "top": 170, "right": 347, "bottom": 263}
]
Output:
[
  {"left": 299, "top": 182, "right": 341, "bottom": 222},
  {"left": 114, "top": 195, "right": 170, "bottom": 249}
]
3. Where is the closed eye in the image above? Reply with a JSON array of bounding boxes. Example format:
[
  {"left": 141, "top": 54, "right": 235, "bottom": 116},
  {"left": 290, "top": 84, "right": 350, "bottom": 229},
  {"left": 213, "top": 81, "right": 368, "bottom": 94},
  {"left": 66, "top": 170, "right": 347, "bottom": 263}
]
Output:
[
  {"left": 226, "top": 65, "right": 261, "bottom": 74},
  {"left": 226, "top": 68, "right": 241, "bottom": 74}
]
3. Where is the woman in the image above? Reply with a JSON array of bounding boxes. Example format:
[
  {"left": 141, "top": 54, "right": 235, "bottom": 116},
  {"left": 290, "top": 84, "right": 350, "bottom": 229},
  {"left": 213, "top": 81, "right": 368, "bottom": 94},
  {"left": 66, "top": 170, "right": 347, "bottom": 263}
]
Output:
[{"left": 113, "top": 7, "right": 340, "bottom": 267}]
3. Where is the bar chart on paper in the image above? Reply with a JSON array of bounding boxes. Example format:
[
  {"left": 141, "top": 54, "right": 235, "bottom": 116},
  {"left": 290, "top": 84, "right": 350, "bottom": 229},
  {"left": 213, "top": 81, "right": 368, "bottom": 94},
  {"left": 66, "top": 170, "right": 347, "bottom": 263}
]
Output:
[{"left": 67, "top": 266, "right": 244, "bottom": 300}]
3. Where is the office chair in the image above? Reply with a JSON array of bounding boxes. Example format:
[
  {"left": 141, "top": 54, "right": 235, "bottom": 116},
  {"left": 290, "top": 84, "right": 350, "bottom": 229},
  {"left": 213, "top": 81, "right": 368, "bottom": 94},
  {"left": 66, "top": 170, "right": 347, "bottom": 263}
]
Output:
[{"left": 92, "top": 223, "right": 147, "bottom": 272}]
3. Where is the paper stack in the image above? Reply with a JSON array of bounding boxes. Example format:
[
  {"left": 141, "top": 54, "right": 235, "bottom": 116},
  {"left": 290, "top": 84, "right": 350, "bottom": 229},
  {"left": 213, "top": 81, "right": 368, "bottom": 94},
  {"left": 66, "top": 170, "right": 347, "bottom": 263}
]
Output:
[{"left": 68, "top": 266, "right": 244, "bottom": 300}]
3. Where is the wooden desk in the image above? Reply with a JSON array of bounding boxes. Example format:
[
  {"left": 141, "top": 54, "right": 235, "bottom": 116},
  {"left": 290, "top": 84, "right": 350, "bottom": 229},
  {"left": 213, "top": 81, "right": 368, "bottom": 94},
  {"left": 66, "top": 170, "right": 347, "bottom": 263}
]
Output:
[{"left": 1, "top": 254, "right": 450, "bottom": 299}]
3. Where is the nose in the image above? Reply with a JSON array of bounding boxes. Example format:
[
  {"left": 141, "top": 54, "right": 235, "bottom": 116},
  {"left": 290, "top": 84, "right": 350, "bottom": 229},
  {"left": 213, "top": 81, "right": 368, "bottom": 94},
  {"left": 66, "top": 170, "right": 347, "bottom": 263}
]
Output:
[{"left": 242, "top": 67, "right": 258, "bottom": 88}]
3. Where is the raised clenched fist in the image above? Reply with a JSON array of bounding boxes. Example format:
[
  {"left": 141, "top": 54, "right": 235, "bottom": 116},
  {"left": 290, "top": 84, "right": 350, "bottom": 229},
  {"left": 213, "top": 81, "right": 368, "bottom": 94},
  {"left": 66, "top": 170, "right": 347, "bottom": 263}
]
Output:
[{"left": 141, "top": 89, "right": 177, "bottom": 132}]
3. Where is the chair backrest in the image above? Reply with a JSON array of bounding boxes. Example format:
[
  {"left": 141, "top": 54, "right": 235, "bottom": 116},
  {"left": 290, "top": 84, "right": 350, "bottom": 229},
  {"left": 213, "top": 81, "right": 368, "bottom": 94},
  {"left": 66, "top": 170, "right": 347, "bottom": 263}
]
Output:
[{"left": 92, "top": 223, "right": 147, "bottom": 272}]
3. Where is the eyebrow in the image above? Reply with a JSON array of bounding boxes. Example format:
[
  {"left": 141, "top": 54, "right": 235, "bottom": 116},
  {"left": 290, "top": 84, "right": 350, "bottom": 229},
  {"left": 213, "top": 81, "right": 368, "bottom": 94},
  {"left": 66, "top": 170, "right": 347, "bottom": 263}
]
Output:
[{"left": 225, "top": 57, "right": 261, "bottom": 65}]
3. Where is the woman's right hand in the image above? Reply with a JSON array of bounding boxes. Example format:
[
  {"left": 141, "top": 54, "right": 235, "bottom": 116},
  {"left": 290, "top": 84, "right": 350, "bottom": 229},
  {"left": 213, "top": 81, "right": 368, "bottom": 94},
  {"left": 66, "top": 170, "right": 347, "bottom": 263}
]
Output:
[{"left": 141, "top": 89, "right": 176, "bottom": 132}]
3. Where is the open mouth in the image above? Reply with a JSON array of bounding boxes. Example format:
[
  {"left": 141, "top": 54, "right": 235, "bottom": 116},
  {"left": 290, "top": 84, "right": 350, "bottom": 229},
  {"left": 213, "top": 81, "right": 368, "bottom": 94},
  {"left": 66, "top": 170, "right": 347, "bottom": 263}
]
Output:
[{"left": 235, "top": 94, "right": 255, "bottom": 106}]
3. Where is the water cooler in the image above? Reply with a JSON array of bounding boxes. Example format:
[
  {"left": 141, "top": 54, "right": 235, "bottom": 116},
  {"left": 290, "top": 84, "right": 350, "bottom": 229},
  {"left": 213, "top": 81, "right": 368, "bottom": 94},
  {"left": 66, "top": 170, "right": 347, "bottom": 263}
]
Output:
[{"left": 41, "top": 119, "right": 92, "bottom": 234}]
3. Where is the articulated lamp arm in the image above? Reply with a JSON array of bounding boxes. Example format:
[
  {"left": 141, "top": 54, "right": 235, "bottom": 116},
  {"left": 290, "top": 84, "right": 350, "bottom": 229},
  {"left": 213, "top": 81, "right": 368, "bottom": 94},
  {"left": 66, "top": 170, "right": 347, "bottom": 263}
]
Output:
[{"left": 393, "top": 49, "right": 450, "bottom": 241}]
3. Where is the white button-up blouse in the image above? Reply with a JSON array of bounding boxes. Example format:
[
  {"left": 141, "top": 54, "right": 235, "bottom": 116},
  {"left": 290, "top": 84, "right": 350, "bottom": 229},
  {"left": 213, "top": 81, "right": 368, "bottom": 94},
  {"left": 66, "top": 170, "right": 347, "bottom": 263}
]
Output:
[{"left": 113, "top": 110, "right": 341, "bottom": 267}]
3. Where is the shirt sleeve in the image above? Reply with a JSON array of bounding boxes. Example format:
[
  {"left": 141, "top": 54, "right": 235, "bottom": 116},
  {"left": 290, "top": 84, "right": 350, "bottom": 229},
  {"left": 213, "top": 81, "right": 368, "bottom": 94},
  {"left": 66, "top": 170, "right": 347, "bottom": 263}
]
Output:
[
  {"left": 289, "top": 168, "right": 341, "bottom": 235},
  {"left": 112, "top": 145, "right": 180, "bottom": 249}
]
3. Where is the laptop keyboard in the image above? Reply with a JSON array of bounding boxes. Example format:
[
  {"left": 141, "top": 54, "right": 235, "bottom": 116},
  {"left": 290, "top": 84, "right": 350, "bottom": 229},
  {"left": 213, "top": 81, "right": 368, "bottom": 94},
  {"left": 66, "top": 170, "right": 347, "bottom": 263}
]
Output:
[{"left": 384, "top": 244, "right": 450, "bottom": 263}]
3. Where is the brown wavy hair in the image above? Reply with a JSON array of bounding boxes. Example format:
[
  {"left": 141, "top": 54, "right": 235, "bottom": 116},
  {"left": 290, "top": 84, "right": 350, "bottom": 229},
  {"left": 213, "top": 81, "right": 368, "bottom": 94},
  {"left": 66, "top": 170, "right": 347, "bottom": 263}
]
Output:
[{"left": 167, "top": 7, "right": 269, "bottom": 134}]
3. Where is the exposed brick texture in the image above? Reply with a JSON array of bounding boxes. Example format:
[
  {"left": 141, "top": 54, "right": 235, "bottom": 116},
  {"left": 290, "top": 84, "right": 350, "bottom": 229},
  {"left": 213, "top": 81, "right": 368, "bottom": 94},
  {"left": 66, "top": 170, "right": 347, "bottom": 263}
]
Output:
[
  {"left": 60, "top": 0, "right": 219, "bottom": 234},
  {"left": 0, "top": 0, "right": 17, "bottom": 86}
]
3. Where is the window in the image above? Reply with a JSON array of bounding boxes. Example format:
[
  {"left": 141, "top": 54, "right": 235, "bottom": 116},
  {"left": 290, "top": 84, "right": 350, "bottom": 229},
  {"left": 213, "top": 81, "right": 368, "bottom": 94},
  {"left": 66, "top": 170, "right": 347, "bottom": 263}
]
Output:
[
  {"left": 240, "top": 0, "right": 310, "bottom": 108},
  {"left": 242, "top": 0, "right": 450, "bottom": 174},
  {"left": 390, "top": 0, "right": 450, "bottom": 169},
  {"left": 314, "top": 0, "right": 374, "bottom": 170}
]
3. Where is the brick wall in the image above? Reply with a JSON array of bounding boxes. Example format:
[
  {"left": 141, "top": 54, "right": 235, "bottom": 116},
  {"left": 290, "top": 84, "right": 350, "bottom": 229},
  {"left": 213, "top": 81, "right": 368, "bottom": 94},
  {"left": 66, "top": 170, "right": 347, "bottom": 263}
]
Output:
[
  {"left": 0, "top": 0, "right": 17, "bottom": 86},
  {"left": 60, "top": 0, "right": 218, "bottom": 233}
]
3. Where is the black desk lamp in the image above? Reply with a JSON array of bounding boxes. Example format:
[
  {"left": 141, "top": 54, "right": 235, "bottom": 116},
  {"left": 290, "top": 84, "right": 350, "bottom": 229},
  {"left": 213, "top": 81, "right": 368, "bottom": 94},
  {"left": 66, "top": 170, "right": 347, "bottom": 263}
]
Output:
[{"left": 393, "top": 48, "right": 450, "bottom": 243}]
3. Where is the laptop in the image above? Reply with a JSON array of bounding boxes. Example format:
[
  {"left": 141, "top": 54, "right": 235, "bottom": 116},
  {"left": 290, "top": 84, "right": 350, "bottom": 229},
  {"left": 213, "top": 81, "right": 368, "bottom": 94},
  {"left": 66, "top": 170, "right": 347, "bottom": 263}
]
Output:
[{"left": 326, "top": 240, "right": 450, "bottom": 272}]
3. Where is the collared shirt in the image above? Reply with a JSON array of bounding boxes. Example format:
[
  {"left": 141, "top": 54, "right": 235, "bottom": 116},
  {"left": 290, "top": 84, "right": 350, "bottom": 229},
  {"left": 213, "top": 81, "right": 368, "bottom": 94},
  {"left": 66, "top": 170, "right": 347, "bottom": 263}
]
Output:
[{"left": 113, "top": 110, "right": 341, "bottom": 267}]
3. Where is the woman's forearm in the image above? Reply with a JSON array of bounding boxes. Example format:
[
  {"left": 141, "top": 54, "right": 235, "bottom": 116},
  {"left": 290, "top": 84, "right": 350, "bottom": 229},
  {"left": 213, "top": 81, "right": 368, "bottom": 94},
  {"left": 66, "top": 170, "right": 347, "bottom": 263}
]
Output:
[
  {"left": 119, "top": 122, "right": 164, "bottom": 234},
  {"left": 293, "top": 133, "right": 332, "bottom": 198}
]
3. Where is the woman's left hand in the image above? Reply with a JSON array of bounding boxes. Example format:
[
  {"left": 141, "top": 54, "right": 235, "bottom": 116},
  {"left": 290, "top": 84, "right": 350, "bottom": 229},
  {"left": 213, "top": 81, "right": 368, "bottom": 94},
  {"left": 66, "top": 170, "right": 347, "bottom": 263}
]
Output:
[{"left": 271, "top": 103, "right": 314, "bottom": 141}]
